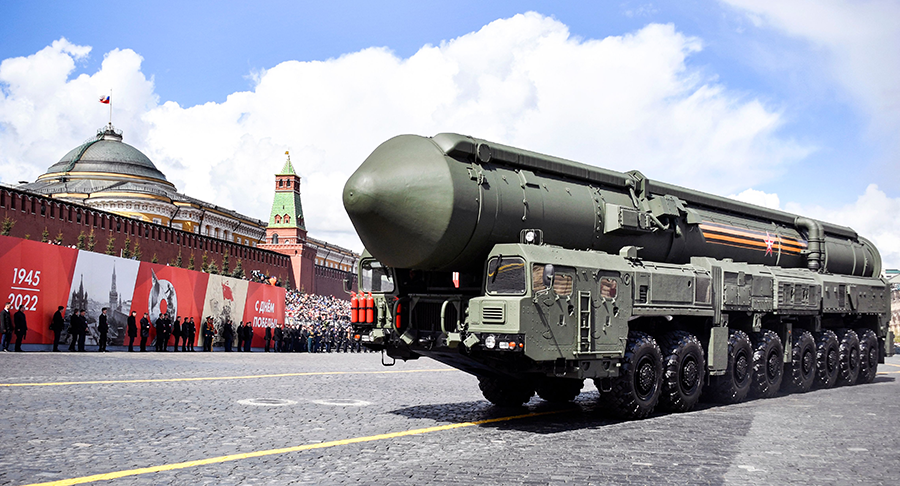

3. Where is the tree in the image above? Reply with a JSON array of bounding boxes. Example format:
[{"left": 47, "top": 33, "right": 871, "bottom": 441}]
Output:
[
  {"left": 1, "top": 217, "right": 15, "bottom": 236},
  {"left": 188, "top": 254, "right": 195, "bottom": 270},
  {"left": 76, "top": 231, "right": 86, "bottom": 250},
  {"left": 222, "top": 251, "right": 230, "bottom": 274},
  {"left": 122, "top": 238, "right": 132, "bottom": 258},
  {"left": 174, "top": 251, "right": 183, "bottom": 268},
  {"left": 201, "top": 252, "right": 209, "bottom": 272},
  {"left": 87, "top": 229, "right": 96, "bottom": 251},
  {"left": 133, "top": 240, "right": 142, "bottom": 260},
  {"left": 23, "top": 234, "right": 30, "bottom": 240},
  {"left": 105, "top": 235, "right": 116, "bottom": 255},
  {"left": 231, "top": 259, "right": 244, "bottom": 279},
  {"left": 41, "top": 227, "right": 49, "bottom": 243},
  {"left": 151, "top": 253, "right": 158, "bottom": 263},
  {"left": 55, "top": 230, "right": 64, "bottom": 245},
  {"left": 208, "top": 260, "right": 219, "bottom": 274}
]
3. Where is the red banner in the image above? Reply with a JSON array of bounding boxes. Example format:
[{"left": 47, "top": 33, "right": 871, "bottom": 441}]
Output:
[
  {"left": 0, "top": 235, "right": 285, "bottom": 347},
  {"left": 0, "top": 237, "right": 78, "bottom": 343}
]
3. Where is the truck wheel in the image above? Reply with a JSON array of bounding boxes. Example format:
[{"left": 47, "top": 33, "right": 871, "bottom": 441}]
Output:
[
  {"left": 750, "top": 330, "right": 784, "bottom": 399},
  {"left": 657, "top": 331, "right": 704, "bottom": 413},
  {"left": 478, "top": 376, "right": 534, "bottom": 407},
  {"left": 706, "top": 330, "right": 752, "bottom": 404},
  {"left": 855, "top": 329, "right": 879, "bottom": 384},
  {"left": 599, "top": 331, "right": 662, "bottom": 419},
  {"left": 536, "top": 378, "right": 584, "bottom": 403},
  {"left": 781, "top": 330, "right": 816, "bottom": 393},
  {"left": 835, "top": 329, "right": 860, "bottom": 386},
  {"left": 814, "top": 330, "right": 839, "bottom": 389}
]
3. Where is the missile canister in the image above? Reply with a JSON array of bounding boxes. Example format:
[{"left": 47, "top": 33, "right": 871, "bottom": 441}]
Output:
[{"left": 343, "top": 133, "right": 881, "bottom": 277}]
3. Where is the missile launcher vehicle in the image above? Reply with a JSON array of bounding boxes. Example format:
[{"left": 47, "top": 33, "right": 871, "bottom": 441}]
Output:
[{"left": 343, "top": 133, "right": 894, "bottom": 417}]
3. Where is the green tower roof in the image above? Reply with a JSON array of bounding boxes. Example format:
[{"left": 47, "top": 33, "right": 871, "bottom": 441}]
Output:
[{"left": 269, "top": 154, "right": 305, "bottom": 230}]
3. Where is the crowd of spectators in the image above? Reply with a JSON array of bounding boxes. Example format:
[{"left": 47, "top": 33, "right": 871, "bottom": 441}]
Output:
[{"left": 285, "top": 290, "right": 350, "bottom": 322}]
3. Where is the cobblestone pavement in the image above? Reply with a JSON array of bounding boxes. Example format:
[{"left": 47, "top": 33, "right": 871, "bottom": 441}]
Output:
[{"left": 1, "top": 351, "right": 898, "bottom": 486}]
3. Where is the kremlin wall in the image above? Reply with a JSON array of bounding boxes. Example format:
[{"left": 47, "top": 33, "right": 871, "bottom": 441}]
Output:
[{"left": 1, "top": 124, "right": 358, "bottom": 299}]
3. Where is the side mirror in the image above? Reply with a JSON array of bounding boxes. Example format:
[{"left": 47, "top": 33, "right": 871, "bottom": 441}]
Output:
[
  {"left": 343, "top": 276, "right": 353, "bottom": 294},
  {"left": 542, "top": 264, "right": 555, "bottom": 289}
]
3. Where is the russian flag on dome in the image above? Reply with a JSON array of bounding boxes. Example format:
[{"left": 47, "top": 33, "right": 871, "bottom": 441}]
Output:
[{"left": 99, "top": 95, "right": 110, "bottom": 104}]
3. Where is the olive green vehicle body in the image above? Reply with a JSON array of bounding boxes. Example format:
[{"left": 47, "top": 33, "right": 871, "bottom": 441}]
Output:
[{"left": 343, "top": 133, "right": 893, "bottom": 386}]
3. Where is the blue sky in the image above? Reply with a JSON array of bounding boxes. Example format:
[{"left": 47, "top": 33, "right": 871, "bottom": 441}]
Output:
[{"left": 1, "top": 1, "right": 898, "bottom": 264}]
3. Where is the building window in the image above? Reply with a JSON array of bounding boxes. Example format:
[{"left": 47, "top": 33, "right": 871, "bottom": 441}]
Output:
[
  {"left": 40, "top": 202, "right": 45, "bottom": 216},
  {"left": 284, "top": 214, "right": 290, "bottom": 224},
  {"left": 274, "top": 215, "right": 281, "bottom": 224},
  {"left": 272, "top": 233, "right": 279, "bottom": 244},
  {"left": 286, "top": 180, "right": 291, "bottom": 188},
  {"left": 278, "top": 179, "right": 283, "bottom": 188}
]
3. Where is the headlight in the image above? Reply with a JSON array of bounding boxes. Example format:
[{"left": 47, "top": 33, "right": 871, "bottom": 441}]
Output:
[{"left": 484, "top": 334, "right": 496, "bottom": 349}]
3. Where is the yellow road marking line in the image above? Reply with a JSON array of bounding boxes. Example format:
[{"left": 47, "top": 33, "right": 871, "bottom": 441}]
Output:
[
  {"left": 882, "top": 363, "right": 900, "bottom": 368},
  {"left": 877, "top": 371, "right": 900, "bottom": 374},
  {"left": 0, "top": 368, "right": 455, "bottom": 387},
  {"left": 21, "top": 409, "right": 562, "bottom": 486}
]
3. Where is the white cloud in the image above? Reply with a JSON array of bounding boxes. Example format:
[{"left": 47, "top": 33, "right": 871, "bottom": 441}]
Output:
[
  {"left": 728, "top": 188, "right": 781, "bottom": 209},
  {"left": 1, "top": 13, "right": 812, "bottom": 253},
  {"left": 721, "top": 0, "right": 900, "bottom": 137},
  {"left": 784, "top": 184, "right": 900, "bottom": 270}
]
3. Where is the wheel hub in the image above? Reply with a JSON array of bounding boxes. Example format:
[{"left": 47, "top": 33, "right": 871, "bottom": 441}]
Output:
[
  {"left": 735, "top": 352, "right": 749, "bottom": 383},
  {"left": 681, "top": 357, "right": 699, "bottom": 391},
  {"left": 767, "top": 351, "right": 780, "bottom": 380},
  {"left": 802, "top": 349, "right": 814, "bottom": 374},
  {"left": 827, "top": 349, "right": 838, "bottom": 373},
  {"left": 636, "top": 357, "right": 657, "bottom": 398}
]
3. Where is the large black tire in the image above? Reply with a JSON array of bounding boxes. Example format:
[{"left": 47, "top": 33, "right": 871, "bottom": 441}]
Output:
[
  {"left": 598, "top": 331, "right": 663, "bottom": 419},
  {"left": 478, "top": 376, "right": 534, "bottom": 407},
  {"left": 750, "top": 330, "right": 784, "bottom": 399},
  {"left": 856, "top": 328, "right": 879, "bottom": 384},
  {"left": 706, "top": 330, "right": 752, "bottom": 404},
  {"left": 835, "top": 329, "right": 861, "bottom": 386},
  {"left": 781, "top": 330, "right": 816, "bottom": 393},
  {"left": 657, "top": 331, "right": 705, "bottom": 413},
  {"left": 536, "top": 378, "right": 584, "bottom": 403},
  {"left": 814, "top": 330, "right": 839, "bottom": 389}
]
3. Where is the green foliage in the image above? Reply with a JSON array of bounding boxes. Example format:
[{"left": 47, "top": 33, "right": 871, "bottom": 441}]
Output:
[
  {"left": 122, "top": 238, "right": 132, "bottom": 258},
  {"left": 54, "top": 230, "right": 64, "bottom": 245},
  {"left": 41, "top": 227, "right": 49, "bottom": 243},
  {"left": 1, "top": 217, "right": 15, "bottom": 236},
  {"left": 188, "top": 254, "right": 195, "bottom": 271},
  {"left": 105, "top": 235, "right": 116, "bottom": 255},
  {"left": 23, "top": 234, "right": 30, "bottom": 240},
  {"left": 132, "top": 240, "right": 142, "bottom": 260},
  {"left": 151, "top": 253, "right": 158, "bottom": 264},
  {"left": 231, "top": 259, "right": 244, "bottom": 278},
  {"left": 174, "top": 251, "right": 183, "bottom": 268},
  {"left": 76, "top": 231, "right": 86, "bottom": 250},
  {"left": 201, "top": 252, "right": 209, "bottom": 272},
  {"left": 222, "top": 251, "right": 230, "bottom": 274},
  {"left": 208, "top": 260, "right": 219, "bottom": 274},
  {"left": 87, "top": 229, "right": 96, "bottom": 251}
]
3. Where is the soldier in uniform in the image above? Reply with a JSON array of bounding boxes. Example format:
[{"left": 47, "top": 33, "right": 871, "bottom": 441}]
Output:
[
  {"left": 140, "top": 312, "right": 150, "bottom": 352},
  {"left": 77, "top": 309, "right": 87, "bottom": 352},
  {"left": 264, "top": 324, "right": 272, "bottom": 352},
  {"left": 273, "top": 324, "right": 283, "bottom": 352},
  {"left": 154, "top": 314, "right": 165, "bottom": 351},
  {"left": 127, "top": 311, "right": 137, "bottom": 352},
  {"left": 203, "top": 317, "right": 217, "bottom": 352},
  {"left": 236, "top": 322, "right": 245, "bottom": 352},
  {"left": 97, "top": 307, "right": 109, "bottom": 352},
  {"left": 50, "top": 306, "right": 65, "bottom": 352},
  {"left": 162, "top": 315, "right": 172, "bottom": 351},
  {"left": 186, "top": 317, "right": 196, "bottom": 351}
]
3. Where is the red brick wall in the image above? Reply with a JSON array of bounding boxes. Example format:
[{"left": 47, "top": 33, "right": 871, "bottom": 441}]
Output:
[{"left": 0, "top": 188, "right": 291, "bottom": 282}]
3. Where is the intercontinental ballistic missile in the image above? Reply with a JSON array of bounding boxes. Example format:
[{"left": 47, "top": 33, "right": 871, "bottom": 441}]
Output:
[{"left": 344, "top": 133, "right": 880, "bottom": 276}]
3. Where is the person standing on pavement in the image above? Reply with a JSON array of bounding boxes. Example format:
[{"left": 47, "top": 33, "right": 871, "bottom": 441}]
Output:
[
  {"left": 274, "top": 324, "right": 283, "bottom": 353},
  {"left": 236, "top": 322, "right": 245, "bottom": 352},
  {"left": 172, "top": 316, "right": 182, "bottom": 352},
  {"left": 203, "top": 317, "right": 216, "bottom": 352},
  {"left": 222, "top": 320, "right": 234, "bottom": 352},
  {"left": 127, "top": 311, "right": 137, "bottom": 352},
  {"left": 162, "top": 315, "right": 172, "bottom": 352},
  {"left": 140, "top": 313, "right": 151, "bottom": 352},
  {"left": 264, "top": 324, "right": 272, "bottom": 352},
  {"left": 186, "top": 317, "right": 196, "bottom": 351},
  {"left": 1, "top": 302, "right": 14, "bottom": 352},
  {"left": 13, "top": 305, "right": 27, "bottom": 352},
  {"left": 50, "top": 306, "right": 65, "bottom": 352},
  {"left": 244, "top": 323, "right": 253, "bottom": 352},
  {"left": 97, "top": 308, "right": 109, "bottom": 352},
  {"left": 154, "top": 314, "right": 165, "bottom": 351},
  {"left": 77, "top": 310, "right": 87, "bottom": 352}
]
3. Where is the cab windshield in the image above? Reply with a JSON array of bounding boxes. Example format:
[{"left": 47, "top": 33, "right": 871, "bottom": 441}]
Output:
[
  {"left": 486, "top": 256, "right": 526, "bottom": 295},
  {"left": 360, "top": 260, "right": 394, "bottom": 293}
]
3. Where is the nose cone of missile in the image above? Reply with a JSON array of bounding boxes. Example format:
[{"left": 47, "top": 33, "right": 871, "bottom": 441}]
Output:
[{"left": 343, "top": 135, "right": 477, "bottom": 270}]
